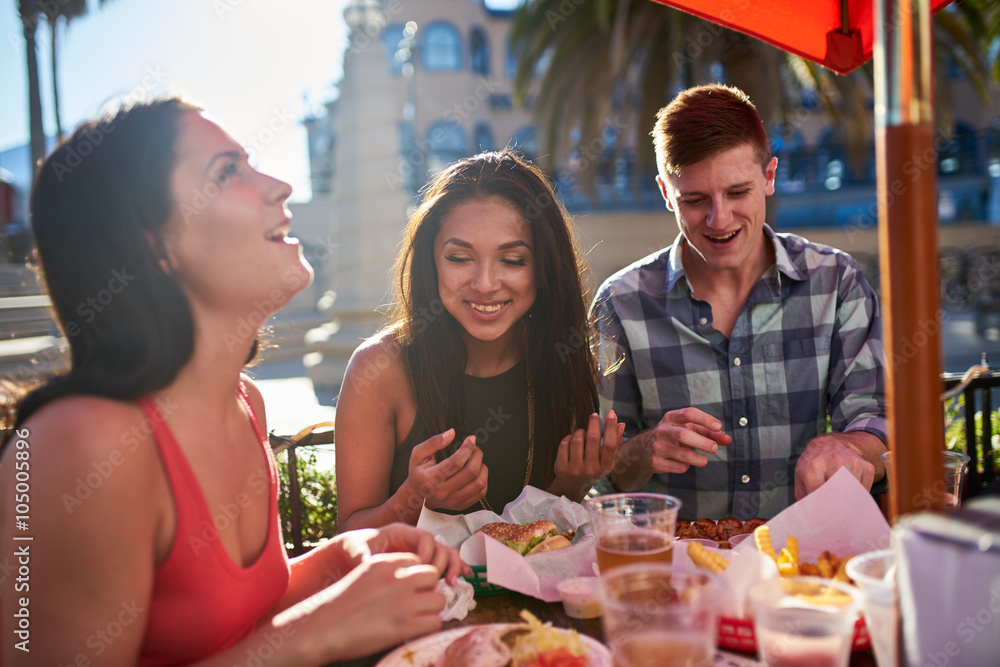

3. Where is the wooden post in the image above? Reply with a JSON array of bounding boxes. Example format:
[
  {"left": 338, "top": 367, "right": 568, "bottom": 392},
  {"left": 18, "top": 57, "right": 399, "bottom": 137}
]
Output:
[{"left": 875, "top": 0, "right": 946, "bottom": 519}]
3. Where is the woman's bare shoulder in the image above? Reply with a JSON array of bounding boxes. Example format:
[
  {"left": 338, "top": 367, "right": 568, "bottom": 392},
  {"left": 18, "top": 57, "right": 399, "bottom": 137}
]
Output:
[
  {"left": 11, "top": 395, "right": 159, "bottom": 473},
  {"left": 343, "top": 329, "right": 410, "bottom": 392}
]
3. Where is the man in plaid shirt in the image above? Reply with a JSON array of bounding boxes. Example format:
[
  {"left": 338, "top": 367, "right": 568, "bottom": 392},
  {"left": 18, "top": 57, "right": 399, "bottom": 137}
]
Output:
[{"left": 592, "top": 85, "right": 886, "bottom": 520}]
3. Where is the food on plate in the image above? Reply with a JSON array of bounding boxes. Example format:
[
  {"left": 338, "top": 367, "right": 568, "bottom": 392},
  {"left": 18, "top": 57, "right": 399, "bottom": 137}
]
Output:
[
  {"left": 686, "top": 541, "right": 729, "bottom": 573},
  {"left": 751, "top": 528, "right": 857, "bottom": 587},
  {"left": 674, "top": 517, "right": 767, "bottom": 548},
  {"left": 716, "top": 516, "right": 743, "bottom": 540},
  {"left": 776, "top": 535, "right": 800, "bottom": 576},
  {"left": 692, "top": 518, "right": 719, "bottom": 540},
  {"left": 442, "top": 611, "right": 588, "bottom": 667},
  {"left": 675, "top": 519, "right": 699, "bottom": 540},
  {"left": 476, "top": 521, "right": 573, "bottom": 556},
  {"left": 754, "top": 525, "right": 779, "bottom": 563}
]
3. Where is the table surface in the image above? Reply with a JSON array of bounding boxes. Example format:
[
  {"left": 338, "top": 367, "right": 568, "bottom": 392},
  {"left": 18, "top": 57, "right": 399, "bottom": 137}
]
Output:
[{"left": 332, "top": 589, "right": 877, "bottom": 666}]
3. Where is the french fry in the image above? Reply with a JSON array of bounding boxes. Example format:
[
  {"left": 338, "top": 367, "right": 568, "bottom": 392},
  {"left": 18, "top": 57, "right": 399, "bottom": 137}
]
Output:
[
  {"left": 754, "top": 525, "right": 778, "bottom": 563},
  {"left": 817, "top": 552, "right": 835, "bottom": 579},
  {"left": 800, "top": 562, "right": 821, "bottom": 577},
  {"left": 777, "top": 548, "right": 800, "bottom": 576},
  {"left": 687, "top": 541, "right": 729, "bottom": 573},
  {"left": 834, "top": 555, "right": 854, "bottom": 583},
  {"left": 785, "top": 536, "right": 799, "bottom": 565}
]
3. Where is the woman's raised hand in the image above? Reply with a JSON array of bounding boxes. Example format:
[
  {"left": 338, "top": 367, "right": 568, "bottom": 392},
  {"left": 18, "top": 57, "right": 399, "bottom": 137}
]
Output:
[
  {"left": 551, "top": 411, "right": 625, "bottom": 501},
  {"left": 404, "top": 429, "right": 489, "bottom": 512}
]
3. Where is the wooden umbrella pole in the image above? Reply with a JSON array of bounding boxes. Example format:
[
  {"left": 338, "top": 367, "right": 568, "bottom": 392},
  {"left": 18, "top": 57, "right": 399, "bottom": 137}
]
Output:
[{"left": 876, "top": 0, "right": 946, "bottom": 519}]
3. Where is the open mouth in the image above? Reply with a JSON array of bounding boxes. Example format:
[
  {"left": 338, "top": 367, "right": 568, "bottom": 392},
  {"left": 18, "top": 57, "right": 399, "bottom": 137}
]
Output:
[
  {"left": 265, "top": 224, "right": 298, "bottom": 244},
  {"left": 706, "top": 229, "right": 739, "bottom": 244},
  {"left": 468, "top": 300, "right": 510, "bottom": 314}
]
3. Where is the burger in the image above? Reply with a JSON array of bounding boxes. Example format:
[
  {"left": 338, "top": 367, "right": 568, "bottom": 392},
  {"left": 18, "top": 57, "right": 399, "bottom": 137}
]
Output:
[{"left": 476, "top": 520, "right": 573, "bottom": 556}]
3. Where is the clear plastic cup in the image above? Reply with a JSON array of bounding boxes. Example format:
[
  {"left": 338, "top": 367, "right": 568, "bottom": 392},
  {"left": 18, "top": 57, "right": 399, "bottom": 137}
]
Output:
[
  {"left": 584, "top": 493, "right": 681, "bottom": 574},
  {"left": 881, "top": 450, "right": 971, "bottom": 507},
  {"left": 600, "top": 564, "right": 723, "bottom": 667},
  {"left": 748, "top": 576, "right": 862, "bottom": 667},
  {"left": 846, "top": 549, "right": 897, "bottom": 667}
]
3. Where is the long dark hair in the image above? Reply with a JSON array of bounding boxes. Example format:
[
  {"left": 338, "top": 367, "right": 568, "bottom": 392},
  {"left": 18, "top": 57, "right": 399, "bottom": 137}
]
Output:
[
  {"left": 1, "top": 97, "right": 257, "bottom": 442},
  {"left": 389, "top": 149, "right": 598, "bottom": 484}
]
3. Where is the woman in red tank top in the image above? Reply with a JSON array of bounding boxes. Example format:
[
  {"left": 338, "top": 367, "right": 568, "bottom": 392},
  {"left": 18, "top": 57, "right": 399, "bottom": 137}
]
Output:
[{"left": 0, "top": 98, "right": 466, "bottom": 665}]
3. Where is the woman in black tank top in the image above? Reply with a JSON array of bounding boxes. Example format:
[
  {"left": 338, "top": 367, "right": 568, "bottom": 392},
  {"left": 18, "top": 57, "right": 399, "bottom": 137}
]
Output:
[{"left": 337, "top": 150, "right": 625, "bottom": 530}]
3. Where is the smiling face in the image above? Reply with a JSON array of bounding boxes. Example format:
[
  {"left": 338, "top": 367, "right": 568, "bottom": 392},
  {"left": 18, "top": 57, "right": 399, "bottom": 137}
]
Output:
[
  {"left": 435, "top": 196, "right": 536, "bottom": 355},
  {"left": 658, "top": 143, "right": 777, "bottom": 281},
  {"left": 161, "top": 113, "right": 313, "bottom": 316}
]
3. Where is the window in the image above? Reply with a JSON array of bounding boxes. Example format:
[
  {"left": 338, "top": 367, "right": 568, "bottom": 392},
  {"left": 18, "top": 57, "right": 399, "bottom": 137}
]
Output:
[
  {"left": 426, "top": 120, "right": 467, "bottom": 175},
  {"left": 423, "top": 22, "right": 461, "bottom": 71},
  {"left": 381, "top": 24, "right": 406, "bottom": 75},
  {"left": 470, "top": 27, "right": 490, "bottom": 75},
  {"left": 474, "top": 124, "right": 494, "bottom": 152}
]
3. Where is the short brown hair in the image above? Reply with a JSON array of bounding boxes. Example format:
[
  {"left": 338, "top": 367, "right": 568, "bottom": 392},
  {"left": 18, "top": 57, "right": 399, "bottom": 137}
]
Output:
[{"left": 651, "top": 84, "right": 770, "bottom": 178}]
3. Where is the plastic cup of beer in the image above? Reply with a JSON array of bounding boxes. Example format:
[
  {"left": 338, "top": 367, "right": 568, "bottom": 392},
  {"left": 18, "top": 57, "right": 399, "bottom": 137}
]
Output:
[
  {"left": 585, "top": 493, "right": 681, "bottom": 574},
  {"left": 748, "top": 576, "right": 862, "bottom": 667},
  {"left": 846, "top": 549, "right": 897, "bottom": 667},
  {"left": 600, "top": 564, "right": 722, "bottom": 667},
  {"left": 881, "top": 450, "right": 971, "bottom": 507}
]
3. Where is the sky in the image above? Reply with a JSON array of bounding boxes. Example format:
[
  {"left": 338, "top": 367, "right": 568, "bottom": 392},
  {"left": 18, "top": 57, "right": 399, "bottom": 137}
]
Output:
[{"left": 0, "top": 0, "right": 522, "bottom": 203}]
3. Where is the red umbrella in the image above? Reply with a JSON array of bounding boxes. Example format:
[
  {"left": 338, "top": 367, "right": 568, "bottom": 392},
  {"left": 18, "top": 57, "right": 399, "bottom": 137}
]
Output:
[
  {"left": 652, "top": 0, "right": 953, "bottom": 73},
  {"left": 651, "top": 0, "right": 956, "bottom": 518}
]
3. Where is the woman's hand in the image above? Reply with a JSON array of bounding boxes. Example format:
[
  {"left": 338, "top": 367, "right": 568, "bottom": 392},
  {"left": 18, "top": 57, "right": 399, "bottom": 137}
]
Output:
[
  {"left": 550, "top": 411, "right": 625, "bottom": 501},
  {"left": 335, "top": 523, "right": 470, "bottom": 585},
  {"left": 277, "top": 552, "right": 446, "bottom": 662},
  {"left": 402, "top": 429, "right": 489, "bottom": 512}
]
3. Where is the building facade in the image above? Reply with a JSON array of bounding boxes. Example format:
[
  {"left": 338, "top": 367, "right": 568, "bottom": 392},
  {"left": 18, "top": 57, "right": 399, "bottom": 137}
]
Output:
[{"left": 294, "top": 0, "right": 1000, "bottom": 392}]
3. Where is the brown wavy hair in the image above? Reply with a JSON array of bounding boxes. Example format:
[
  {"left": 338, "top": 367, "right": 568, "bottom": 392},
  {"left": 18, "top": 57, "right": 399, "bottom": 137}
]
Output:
[{"left": 388, "top": 149, "right": 598, "bottom": 483}]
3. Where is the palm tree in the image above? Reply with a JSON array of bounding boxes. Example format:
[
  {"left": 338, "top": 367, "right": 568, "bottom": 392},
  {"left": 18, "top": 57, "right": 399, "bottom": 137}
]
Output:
[
  {"left": 17, "top": 0, "right": 45, "bottom": 176},
  {"left": 41, "top": 0, "right": 88, "bottom": 140},
  {"left": 511, "top": 0, "right": 997, "bottom": 195},
  {"left": 16, "top": 0, "right": 118, "bottom": 181}
]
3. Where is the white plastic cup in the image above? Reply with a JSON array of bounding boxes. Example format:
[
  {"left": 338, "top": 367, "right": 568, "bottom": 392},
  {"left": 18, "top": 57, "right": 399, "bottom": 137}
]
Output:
[
  {"left": 846, "top": 549, "right": 897, "bottom": 667},
  {"left": 748, "top": 576, "right": 862, "bottom": 667}
]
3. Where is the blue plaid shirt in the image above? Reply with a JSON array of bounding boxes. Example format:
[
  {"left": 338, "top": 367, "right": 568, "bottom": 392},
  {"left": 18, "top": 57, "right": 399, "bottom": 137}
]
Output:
[{"left": 592, "top": 226, "right": 886, "bottom": 520}]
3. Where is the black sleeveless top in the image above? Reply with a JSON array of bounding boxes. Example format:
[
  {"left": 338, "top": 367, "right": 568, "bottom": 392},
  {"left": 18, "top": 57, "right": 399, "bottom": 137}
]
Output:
[{"left": 389, "top": 362, "right": 552, "bottom": 514}]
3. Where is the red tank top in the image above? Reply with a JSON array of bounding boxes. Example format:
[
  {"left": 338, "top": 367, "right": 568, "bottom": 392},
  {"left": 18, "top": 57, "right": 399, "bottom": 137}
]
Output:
[{"left": 137, "top": 385, "right": 290, "bottom": 666}]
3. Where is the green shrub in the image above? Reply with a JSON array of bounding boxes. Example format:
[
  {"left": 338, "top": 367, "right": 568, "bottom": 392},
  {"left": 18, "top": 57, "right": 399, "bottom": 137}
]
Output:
[
  {"left": 944, "top": 394, "right": 1000, "bottom": 473},
  {"left": 276, "top": 448, "right": 337, "bottom": 551}
]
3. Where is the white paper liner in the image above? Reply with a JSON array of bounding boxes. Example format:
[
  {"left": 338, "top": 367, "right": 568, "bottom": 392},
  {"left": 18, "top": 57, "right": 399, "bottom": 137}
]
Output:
[{"left": 680, "top": 467, "right": 892, "bottom": 619}]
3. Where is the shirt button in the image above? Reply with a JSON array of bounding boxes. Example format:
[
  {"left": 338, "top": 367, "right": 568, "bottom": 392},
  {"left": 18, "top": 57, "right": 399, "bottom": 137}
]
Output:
[
  {"left": 741, "top": 474, "right": 751, "bottom": 484},
  {"left": 733, "top": 357, "right": 741, "bottom": 366},
  {"left": 699, "top": 317, "right": 708, "bottom": 325},
  {"left": 739, "top": 417, "right": 748, "bottom": 426}
]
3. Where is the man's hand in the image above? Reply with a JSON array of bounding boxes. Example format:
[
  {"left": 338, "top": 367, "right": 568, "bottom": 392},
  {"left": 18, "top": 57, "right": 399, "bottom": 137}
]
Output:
[
  {"left": 646, "top": 407, "right": 731, "bottom": 473},
  {"left": 795, "top": 432, "right": 884, "bottom": 499}
]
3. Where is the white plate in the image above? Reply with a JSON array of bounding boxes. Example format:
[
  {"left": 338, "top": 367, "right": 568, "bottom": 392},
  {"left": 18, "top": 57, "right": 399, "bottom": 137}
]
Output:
[{"left": 376, "top": 623, "right": 612, "bottom": 666}]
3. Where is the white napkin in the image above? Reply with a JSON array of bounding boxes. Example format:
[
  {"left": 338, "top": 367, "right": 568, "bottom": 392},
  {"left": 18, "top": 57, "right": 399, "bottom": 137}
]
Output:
[{"left": 436, "top": 577, "right": 477, "bottom": 622}]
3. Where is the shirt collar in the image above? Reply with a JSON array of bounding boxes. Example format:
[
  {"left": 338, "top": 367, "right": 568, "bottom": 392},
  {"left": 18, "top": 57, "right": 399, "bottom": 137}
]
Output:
[{"left": 662, "top": 225, "right": 808, "bottom": 296}]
